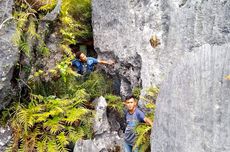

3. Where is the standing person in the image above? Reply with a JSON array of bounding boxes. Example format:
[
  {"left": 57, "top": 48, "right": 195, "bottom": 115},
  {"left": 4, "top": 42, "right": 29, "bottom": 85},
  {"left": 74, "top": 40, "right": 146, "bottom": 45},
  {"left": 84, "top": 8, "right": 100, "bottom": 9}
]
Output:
[
  {"left": 124, "top": 96, "right": 153, "bottom": 152},
  {"left": 72, "top": 51, "right": 114, "bottom": 74}
]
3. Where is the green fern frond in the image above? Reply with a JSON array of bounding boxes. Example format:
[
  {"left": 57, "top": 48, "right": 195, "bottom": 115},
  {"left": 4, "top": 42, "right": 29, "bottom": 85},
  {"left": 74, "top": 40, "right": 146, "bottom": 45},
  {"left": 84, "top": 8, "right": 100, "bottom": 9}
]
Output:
[
  {"left": 27, "top": 19, "right": 39, "bottom": 39},
  {"left": 133, "top": 124, "right": 152, "bottom": 151},
  {"left": 57, "top": 132, "right": 69, "bottom": 146},
  {"left": 36, "top": 141, "right": 46, "bottom": 152},
  {"left": 39, "top": 0, "right": 57, "bottom": 11},
  {"left": 47, "top": 140, "right": 58, "bottom": 152},
  {"left": 63, "top": 108, "right": 89, "bottom": 125},
  {"left": 105, "top": 94, "right": 124, "bottom": 115},
  {"left": 12, "top": 28, "right": 22, "bottom": 45},
  {"left": 19, "top": 40, "right": 30, "bottom": 56},
  {"left": 34, "top": 112, "right": 50, "bottom": 122},
  {"left": 56, "top": 133, "right": 69, "bottom": 152},
  {"left": 43, "top": 116, "right": 65, "bottom": 134},
  {"left": 67, "top": 126, "right": 85, "bottom": 142}
]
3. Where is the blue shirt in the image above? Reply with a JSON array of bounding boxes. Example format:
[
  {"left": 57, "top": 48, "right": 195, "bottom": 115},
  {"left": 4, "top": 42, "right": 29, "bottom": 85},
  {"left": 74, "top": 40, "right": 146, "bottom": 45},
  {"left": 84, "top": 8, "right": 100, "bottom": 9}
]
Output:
[
  {"left": 125, "top": 108, "right": 145, "bottom": 146},
  {"left": 72, "top": 57, "right": 98, "bottom": 74}
]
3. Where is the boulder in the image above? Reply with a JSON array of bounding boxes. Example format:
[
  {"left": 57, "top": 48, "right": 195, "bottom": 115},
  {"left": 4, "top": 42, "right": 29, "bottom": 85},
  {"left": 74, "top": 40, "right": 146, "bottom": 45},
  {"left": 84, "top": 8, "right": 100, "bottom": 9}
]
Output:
[
  {"left": 0, "top": 126, "right": 12, "bottom": 151},
  {"left": 0, "top": 0, "right": 19, "bottom": 110},
  {"left": 74, "top": 96, "right": 124, "bottom": 152}
]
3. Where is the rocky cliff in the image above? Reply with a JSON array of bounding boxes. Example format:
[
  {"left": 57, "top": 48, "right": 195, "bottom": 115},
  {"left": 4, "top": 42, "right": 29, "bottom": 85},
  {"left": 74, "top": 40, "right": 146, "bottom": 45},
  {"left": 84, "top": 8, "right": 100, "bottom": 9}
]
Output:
[
  {"left": 0, "top": 0, "right": 18, "bottom": 110},
  {"left": 151, "top": 44, "right": 230, "bottom": 152},
  {"left": 93, "top": 0, "right": 230, "bottom": 95},
  {"left": 92, "top": 0, "right": 230, "bottom": 152},
  {"left": 0, "top": 0, "right": 63, "bottom": 150},
  {"left": 74, "top": 96, "right": 124, "bottom": 152},
  {"left": 0, "top": 0, "right": 230, "bottom": 151}
]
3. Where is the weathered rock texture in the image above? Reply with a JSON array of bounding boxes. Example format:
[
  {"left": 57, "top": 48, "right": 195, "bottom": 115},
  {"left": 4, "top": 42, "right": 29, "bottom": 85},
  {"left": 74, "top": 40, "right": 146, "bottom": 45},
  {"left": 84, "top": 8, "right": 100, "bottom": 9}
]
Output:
[
  {"left": 0, "top": 1, "right": 62, "bottom": 149},
  {"left": 151, "top": 44, "right": 230, "bottom": 152},
  {"left": 0, "top": 0, "right": 63, "bottom": 111},
  {"left": 93, "top": 96, "right": 110, "bottom": 135},
  {"left": 74, "top": 96, "right": 124, "bottom": 152},
  {"left": 92, "top": 0, "right": 230, "bottom": 95},
  {"left": 42, "top": 0, "right": 62, "bottom": 21},
  {"left": 0, "top": 126, "right": 11, "bottom": 152},
  {"left": 0, "top": 0, "right": 19, "bottom": 110},
  {"left": 92, "top": 0, "right": 172, "bottom": 96},
  {"left": 92, "top": 0, "right": 230, "bottom": 151}
]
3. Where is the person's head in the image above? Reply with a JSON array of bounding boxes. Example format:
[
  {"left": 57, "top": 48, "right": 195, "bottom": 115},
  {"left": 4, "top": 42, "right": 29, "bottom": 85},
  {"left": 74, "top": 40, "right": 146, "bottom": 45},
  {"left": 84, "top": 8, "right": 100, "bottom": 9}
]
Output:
[
  {"left": 69, "top": 44, "right": 78, "bottom": 54},
  {"left": 76, "top": 51, "right": 87, "bottom": 62},
  {"left": 125, "top": 95, "right": 137, "bottom": 112}
]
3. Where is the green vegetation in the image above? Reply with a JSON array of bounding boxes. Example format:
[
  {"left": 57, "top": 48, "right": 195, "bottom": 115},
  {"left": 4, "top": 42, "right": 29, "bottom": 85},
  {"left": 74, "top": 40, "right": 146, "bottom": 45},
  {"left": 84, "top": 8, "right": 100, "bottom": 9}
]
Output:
[
  {"left": 4, "top": 91, "right": 92, "bottom": 152},
  {"left": 12, "top": 0, "right": 51, "bottom": 57},
  {"left": 0, "top": 0, "right": 113, "bottom": 151},
  {"left": 60, "top": 0, "right": 92, "bottom": 44},
  {"left": 1, "top": 70, "right": 115, "bottom": 151},
  {"left": 132, "top": 87, "right": 141, "bottom": 100},
  {"left": 134, "top": 86, "right": 159, "bottom": 152},
  {"left": 1, "top": 0, "right": 159, "bottom": 151},
  {"left": 12, "top": 0, "right": 92, "bottom": 57},
  {"left": 105, "top": 94, "right": 124, "bottom": 115}
]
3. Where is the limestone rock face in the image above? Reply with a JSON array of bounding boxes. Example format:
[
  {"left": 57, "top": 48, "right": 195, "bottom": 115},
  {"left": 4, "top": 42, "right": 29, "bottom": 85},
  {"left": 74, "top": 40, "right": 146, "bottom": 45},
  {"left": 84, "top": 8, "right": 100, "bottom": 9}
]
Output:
[
  {"left": 74, "top": 96, "right": 124, "bottom": 152},
  {"left": 0, "top": 0, "right": 19, "bottom": 110},
  {"left": 92, "top": 0, "right": 230, "bottom": 96},
  {"left": 0, "top": 126, "right": 12, "bottom": 151},
  {"left": 151, "top": 44, "right": 230, "bottom": 152},
  {"left": 92, "top": 0, "right": 230, "bottom": 151},
  {"left": 93, "top": 96, "right": 110, "bottom": 135}
]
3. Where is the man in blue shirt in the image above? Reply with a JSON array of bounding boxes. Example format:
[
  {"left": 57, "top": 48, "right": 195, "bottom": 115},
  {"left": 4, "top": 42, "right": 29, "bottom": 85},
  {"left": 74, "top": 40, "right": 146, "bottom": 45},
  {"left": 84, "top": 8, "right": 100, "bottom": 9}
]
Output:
[
  {"left": 124, "top": 96, "right": 153, "bottom": 152},
  {"left": 72, "top": 51, "right": 114, "bottom": 74}
]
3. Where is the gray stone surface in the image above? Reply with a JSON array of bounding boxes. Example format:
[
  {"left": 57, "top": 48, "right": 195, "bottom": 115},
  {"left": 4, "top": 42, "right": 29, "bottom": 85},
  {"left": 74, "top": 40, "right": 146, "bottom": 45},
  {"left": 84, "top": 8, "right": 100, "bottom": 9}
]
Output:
[
  {"left": 74, "top": 133, "right": 123, "bottom": 152},
  {"left": 32, "top": 7, "right": 63, "bottom": 82},
  {"left": 151, "top": 44, "right": 230, "bottom": 152},
  {"left": 93, "top": 96, "right": 110, "bottom": 135},
  {"left": 0, "top": 126, "right": 12, "bottom": 152},
  {"left": 74, "top": 140, "right": 100, "bottom": 152},
  {"left": 42, "top": 0, "right": 62, "bottom": 21},
  {"left": 74, "top": 96, "right": 124, "bottom": 152},
  {"left": 92, "top": 0, "right": 230, "bottom": 151},
  {"left": 0, "top": 0, "right": 19, "bottom": 110},
  {"left": 92, "top": 0, "right": 230, "bottom": 96}
]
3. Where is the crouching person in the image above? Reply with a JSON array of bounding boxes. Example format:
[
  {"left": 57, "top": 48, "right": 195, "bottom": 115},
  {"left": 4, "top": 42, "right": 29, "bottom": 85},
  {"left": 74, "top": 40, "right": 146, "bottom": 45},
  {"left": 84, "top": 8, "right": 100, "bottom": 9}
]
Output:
[{"left": 72, "top": 51, "right": 114, "bottom": 75}]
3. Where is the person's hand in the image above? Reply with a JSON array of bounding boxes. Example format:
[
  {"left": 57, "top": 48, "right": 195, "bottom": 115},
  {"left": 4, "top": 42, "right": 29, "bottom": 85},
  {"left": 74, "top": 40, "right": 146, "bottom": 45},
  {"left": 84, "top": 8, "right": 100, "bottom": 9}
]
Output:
[{"left": 107, "top": 60, "right": 115, "bottom": 65}]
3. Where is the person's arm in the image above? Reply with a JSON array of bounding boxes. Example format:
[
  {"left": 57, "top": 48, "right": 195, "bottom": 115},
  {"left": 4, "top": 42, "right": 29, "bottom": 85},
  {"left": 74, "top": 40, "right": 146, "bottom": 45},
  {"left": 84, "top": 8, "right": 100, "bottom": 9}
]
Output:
[
  {"left": 137, "top": 109, "right": 153, "bottom": 126},
  {"left": 144, "top": 117, "right": 153, "bottom": 126},
  {"left": 98, "top": 60, "right": 115, "bottom": 65},
  {"left": 72, "top": 59, "right": 83, "bottom": 74}
]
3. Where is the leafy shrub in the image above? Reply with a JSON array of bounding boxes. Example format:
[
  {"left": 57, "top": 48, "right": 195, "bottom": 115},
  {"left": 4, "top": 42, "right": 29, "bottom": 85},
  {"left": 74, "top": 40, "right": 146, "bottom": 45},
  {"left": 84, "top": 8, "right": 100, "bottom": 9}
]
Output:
[
  {"left": 105, "top": 94, "right": 124, "bottom": 115},
  {"left": 132, "top": 87, "right": 141, "bottom": 100},
  {"left": 134, "top": 86, "right": 159, "bottom": 152},
  {"left": 0, "top": 0, "right": 120, "bottom": 151},
  {"left": 59, "top": 0, "right": 92, "bottom": 44},
  {"left": 4, "top": 90, "right": 93, "bottom": 152}
]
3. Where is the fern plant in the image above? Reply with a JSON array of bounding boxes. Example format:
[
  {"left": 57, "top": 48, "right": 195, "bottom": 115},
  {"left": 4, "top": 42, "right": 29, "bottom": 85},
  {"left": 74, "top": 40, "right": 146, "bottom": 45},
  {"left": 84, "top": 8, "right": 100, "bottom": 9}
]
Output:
[
  {"left": 133, "top": 86, "right": 159, "bottom": 152},
  {"left": 12, "top": 0, "right": 51, "bottom": 57},
  {"left": 105, "top": 94, "right": 124, "bottom": 116},
  {"left": 132, "top": 87, "right": 141, "bottom": 100},
  {"left": 134, "top": 123, "right": 152, "bottom": 152},
  {"left": 38, "top": 0, "right": 57, "bottom": 12},
  {"left": 59, "top": 0, "right": 92, "bottom": 45},
  {"left": 12, "top": 12, "right": 35, "bottom": 56},
  {"left": 4, "top": 90, "right": 93, "bottom": 152},
  {"left": 0, "top": 0, "right": 120, "bottom": 151}
]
